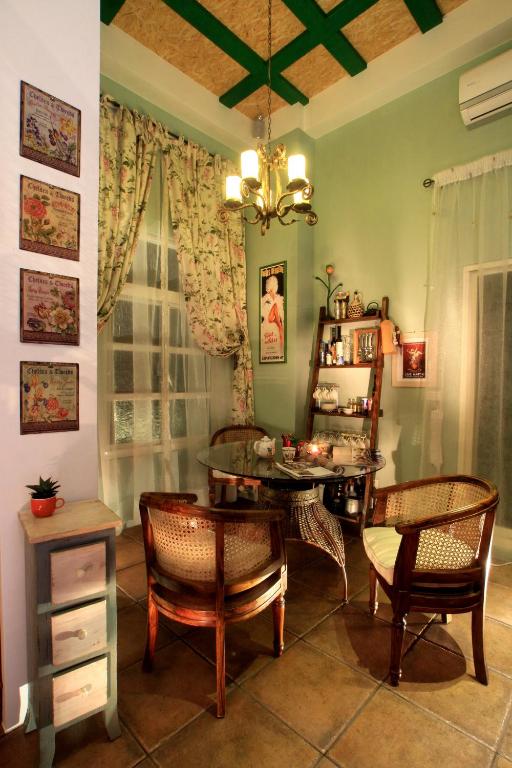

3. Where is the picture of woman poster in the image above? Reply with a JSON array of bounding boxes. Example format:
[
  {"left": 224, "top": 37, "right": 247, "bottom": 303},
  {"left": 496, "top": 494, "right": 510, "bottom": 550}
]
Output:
[{"left": 260, "top": 262, "right": 286, "bottom": 363}]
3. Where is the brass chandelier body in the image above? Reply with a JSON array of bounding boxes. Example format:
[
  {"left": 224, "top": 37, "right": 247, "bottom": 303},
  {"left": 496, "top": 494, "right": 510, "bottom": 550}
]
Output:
[{"left": 220, "top": 0, "right": 318, "bottom": 236}]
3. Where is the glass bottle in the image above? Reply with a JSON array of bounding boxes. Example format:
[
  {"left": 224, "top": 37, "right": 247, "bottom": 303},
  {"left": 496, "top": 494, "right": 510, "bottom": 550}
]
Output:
[{"left": 335, "top": 327, "right": 344, "bottom": 366}]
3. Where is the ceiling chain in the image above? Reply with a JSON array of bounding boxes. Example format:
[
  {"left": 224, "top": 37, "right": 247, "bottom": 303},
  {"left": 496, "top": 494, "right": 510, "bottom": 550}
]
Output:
[{"left": 267, "top": 0, "right": 272, "bottom": 151}]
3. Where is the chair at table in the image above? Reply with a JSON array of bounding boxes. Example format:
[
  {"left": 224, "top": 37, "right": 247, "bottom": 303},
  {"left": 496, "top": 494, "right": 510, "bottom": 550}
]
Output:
[
  {"left": 208, "top": 424, "right": 268, "bottom": 506},
  {"left": 363, "top": 474, "right": 499, "bottom": 686},
  {"left": 139, "top": 492, "right": 287, "bottom": 717}
]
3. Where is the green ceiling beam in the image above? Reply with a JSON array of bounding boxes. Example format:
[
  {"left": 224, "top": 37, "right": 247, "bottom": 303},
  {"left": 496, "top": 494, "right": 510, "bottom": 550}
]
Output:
[
  {"left": 163, "top": 0, "right": 308, "bottom": 107},
  {"left": 282, "top": 0, "right": 367, "bottom": 76},
  {"left": 403, "top": 0, "right": 443, "bottom": 33},
  {"left": 100, "top": 0, "right": 126, "bottom": 25},
  {"left": 221, "top": 0, "right": 378, "bottom": 109}
]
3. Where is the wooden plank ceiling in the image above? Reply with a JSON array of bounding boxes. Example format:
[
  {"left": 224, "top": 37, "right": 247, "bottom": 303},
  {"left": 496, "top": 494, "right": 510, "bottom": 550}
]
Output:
[{"left": 101, "top": 0, "right": 469, "bottom": 119}]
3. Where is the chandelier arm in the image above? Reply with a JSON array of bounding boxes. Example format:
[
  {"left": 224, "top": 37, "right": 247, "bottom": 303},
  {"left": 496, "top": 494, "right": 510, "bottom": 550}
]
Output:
[{"left": 277, "top": 215, "right": 299, "bottom": 227}]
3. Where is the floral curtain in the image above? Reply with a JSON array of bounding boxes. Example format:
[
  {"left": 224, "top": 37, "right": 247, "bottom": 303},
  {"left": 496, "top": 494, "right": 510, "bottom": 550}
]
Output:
[
  {"left": 97, "top": 96, "right": 157, "bottom": 330},
  {"left": 163, "top": 142, "right": 254, "bottom": 424}
]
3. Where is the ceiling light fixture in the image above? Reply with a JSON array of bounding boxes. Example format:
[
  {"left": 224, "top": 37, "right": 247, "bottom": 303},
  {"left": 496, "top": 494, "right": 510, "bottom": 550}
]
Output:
[{"left": 220, "top": 0, "right": 318, "bottom": 236}]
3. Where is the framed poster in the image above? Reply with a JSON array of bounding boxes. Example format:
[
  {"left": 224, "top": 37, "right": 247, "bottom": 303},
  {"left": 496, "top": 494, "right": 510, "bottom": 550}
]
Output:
[
  {"left": 20, "top": 176, "right": 80, "bottom": 260},
  {"left": 20, "top": 362, "right": 79, "bottom": 434},
  {"left": 20, "top": 81, "right": 81, "bottom": 176},
  {"left": 392, "top": 332, "right": 437, "bottom": 387},
  {"left": 20, "top": 269, "right": 79, "bottom": 345},
  {"left": 260, "top": 261, "right": 286, "bottom": 363}
]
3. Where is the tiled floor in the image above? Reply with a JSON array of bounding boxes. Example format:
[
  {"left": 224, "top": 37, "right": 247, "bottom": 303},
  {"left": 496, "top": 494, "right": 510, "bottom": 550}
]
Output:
[{"left": 2, "top": 527, "right": 512, "bottom": 767}]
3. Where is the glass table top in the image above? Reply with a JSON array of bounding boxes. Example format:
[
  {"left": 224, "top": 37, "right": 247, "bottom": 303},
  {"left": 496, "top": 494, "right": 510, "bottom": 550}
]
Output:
[{"left": 196, "top": 440, "right": 385, "bottom": 486}]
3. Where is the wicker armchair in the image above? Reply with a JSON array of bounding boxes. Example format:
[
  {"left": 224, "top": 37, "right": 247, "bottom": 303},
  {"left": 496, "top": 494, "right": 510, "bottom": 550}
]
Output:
[
  {"left": 139, "top": 492, "right": 287, "bottom": 717},
  {"left": 363, "top": 475, "right": 499, "bottom": 686},
  {"left": 209, "top": 425, "right": 268, "bottom": 506}
]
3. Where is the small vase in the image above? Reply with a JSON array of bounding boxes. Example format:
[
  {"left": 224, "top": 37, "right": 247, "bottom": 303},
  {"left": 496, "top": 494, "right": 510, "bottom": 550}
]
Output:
[{"left": 31, "top": 497, "right": 65, "bottom": 518}]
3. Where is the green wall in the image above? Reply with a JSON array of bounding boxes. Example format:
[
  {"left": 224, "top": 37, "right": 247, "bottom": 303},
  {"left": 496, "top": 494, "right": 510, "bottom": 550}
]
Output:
[{"left": 246, "top": 44, "right": 512, "bottom": 484}]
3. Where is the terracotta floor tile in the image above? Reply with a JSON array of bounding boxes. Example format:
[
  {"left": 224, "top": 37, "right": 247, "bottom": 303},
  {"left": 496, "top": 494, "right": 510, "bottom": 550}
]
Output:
[
  {"left": 500, "top": 711, "right": 512, "bottom": 759},
  {"left": 115, "top": 534, "right": 145, "bottom": 571},
  {"left": 495, "top": 757, "right": 512, "bottom": 768},
  {"left": 118, "top": 641, "right": 217, "bottom": 752},
  {"left": 392, "top": 638, "right": 512, "bottom": 747},
  {"left": 116, "top": 563, "right": 147, "bottom": 601},
  {"left": 328, "top": 688, "right": 493, "bottom": 768},
  {"left": 123, "top": 524, "right": 144, "bottom": 543},
  {"left": 117, "top": 586, "right": 137, "bottom": 611},
  {"left": 185, "top": 611, "right": 297, "bottom": 683},
  {"left": 290, "top": 559, "right": 367, "bottom": 601},
  {"left": 242, "top": 640, "right": 376, "bottom": 750},
  {"left": 344, "top": 537, "right": 370, "bottom": 573},
  {"left": 314, "top": 759, "right": 338, "bottom": 768},
  {"left": 152, "top": 687, "right": 319, "bottom": 768},
  {"left": 350, "top": 590, "right": 434, "bottom": 635},
  {"left": 54, "top": 715, "right": 145, "bottom": 768},
  {"left": 117, "top": 603, "right": 175, "bottom": 670},
  {"left": 286, "top": 540, "right": 325, "bottom": 574},
  {"left": 304, "top": 604, "right": 415, "bottom": 681},
  {"left": 489, "top": 563, "right": 512, "bottom": 589},
  {"left": 486, "top": 581, "right": 512, "bottom": 626},
  {"left": 424, "top": 614, "right": 512, "bottom": 677},
  {"left": 0, "top": 726, "right": 39, "bottom": 768},
  {"left": 282, "top": 577, "right": 342, "bottom": 636}
]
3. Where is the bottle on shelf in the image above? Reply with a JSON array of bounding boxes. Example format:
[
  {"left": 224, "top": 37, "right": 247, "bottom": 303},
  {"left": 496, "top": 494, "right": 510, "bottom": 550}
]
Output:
[{"left": 335, "top": 327, "right": 344, "bottom": 366}]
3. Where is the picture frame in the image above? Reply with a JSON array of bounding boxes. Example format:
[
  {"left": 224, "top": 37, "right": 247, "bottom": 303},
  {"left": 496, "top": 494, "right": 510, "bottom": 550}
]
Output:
[
  {"left": 259, "top": 261, "right": 286, "bottom": 363},
  {"left": 20, "top": 81, "right": 81, "bottom": 176},
  {"left": 20, "top": 175, "right": 80, "bottom": 260},
  {"left": 20, "top": 269, "right": 79, "bottom": 345},
  {"left": 392, "top": 332, "right": 437, "bottom": 387},
  {"left": 20, "top": 361, "right": 79, "bottom": 434},
  {"left": 353, "top": 327, "right": 379, "bottom": 365}
]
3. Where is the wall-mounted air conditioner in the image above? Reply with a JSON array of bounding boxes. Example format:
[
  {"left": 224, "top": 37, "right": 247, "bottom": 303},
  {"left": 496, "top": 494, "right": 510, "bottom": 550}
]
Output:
[{"left": 459, "top": 48, "right": 512, "bottom": 127}]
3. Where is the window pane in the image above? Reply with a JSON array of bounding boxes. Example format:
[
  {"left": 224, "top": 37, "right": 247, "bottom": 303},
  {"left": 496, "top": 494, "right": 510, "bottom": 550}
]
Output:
[
  {"left": 168, "top": 247, "right": 179, "bottom": 292},
  {"left": 129, "top": 241, "right": 162, "bottom": 288},
  {"left": 169, "top": 354, "right": 185, "bottom": 393},
  {"left": 169, "top": 353, "right": 207, "bottom": 393},
  {"left": 112, "top": 401, "right": 134, "bottom": 444},
  {"left": 112, "top": 301, "right": 133, "bottom": 343},
  {"left": 152, "top": 400, "right": 162, "bottom": 442},
  {"left": 169, "top": 308, "right": 183, "bottom": 347},
  {"left": 114, "top": 351, "right": 134, "bottom": 393},
  {"left": 169, "top": 398, "right": 209, "bottom": 440},
  {"left": 169, "top": 399, "right": 187, "bottom": 438}
]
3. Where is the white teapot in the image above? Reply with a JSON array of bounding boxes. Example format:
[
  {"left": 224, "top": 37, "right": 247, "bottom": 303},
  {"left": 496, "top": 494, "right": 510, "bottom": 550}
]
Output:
[{"left": 253, "top": 436, "right": 276, "bottom": 458}]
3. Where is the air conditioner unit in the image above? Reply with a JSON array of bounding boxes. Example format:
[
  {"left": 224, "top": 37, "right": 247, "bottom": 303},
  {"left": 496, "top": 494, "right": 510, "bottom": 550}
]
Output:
[{"left": 459, "top": 48, "right": 512, "bottom": 127}]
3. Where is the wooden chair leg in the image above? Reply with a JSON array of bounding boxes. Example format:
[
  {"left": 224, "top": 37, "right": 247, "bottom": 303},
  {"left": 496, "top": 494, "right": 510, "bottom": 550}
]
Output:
[
  {"left": 389, "top": 609, "right": 407, "bottom": 686},
  {"left": 369, "top": 565, "right": 378, "bottom": 615},
  {"left": 472, "top": 604, "right": 488, "bottom": 685},
  {"left": 215, "top": 619, "right": 226, "bottom": 718},
  {"left": 272, "top": 594, "right": 285, "bottom": 657},
  {"left": 143, "top": 593, "right": 158, "bottom": 672}
]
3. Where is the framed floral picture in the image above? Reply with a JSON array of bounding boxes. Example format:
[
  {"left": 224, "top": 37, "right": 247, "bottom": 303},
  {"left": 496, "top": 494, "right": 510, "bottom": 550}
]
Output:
[
  {"left": 20, "top": 269, "right": 79, "bottom": 345},
  {"left": 20, "top": 175, "right": 80, "bottom": 260},
  {"left": 20, "top": 361, "right": 79, "bottom": 434},
  {"left": 20, "top": 81, "right": 81, "bottom": 176},
  {"left": 260, "top": 261, "right": 286, "bottom": 363},
  {"left": 392, "top": 332, "right": 437, "bottom": 387}
]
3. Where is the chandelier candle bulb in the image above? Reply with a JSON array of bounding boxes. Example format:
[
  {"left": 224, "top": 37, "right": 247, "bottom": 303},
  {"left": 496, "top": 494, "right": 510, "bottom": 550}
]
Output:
[
  {"left": 225, "top": 175, "right": 242, "bottom": 203},
  {"left": 288, "top": 154, "right": 306, "bottom": 182},
  {"left": 241, "top": 150, "right": 259, "bottom": 182}
]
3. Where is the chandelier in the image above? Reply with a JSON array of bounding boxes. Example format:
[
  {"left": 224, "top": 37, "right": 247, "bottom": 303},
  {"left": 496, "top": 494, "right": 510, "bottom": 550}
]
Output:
[{"left": 220, "top": 0, "right": 318, "bottom": 236}]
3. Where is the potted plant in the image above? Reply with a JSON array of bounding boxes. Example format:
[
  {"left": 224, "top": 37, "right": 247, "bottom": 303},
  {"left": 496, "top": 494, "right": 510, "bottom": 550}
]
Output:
[{"left": 26, "top": 476, "right": 64, "bottom": 518}]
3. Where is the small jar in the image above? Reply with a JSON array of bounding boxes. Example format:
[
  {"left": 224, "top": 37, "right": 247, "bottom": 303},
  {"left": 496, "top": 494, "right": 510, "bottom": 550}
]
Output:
[{"left": 334, "top": 292, "right": 344, "bottom": 321}]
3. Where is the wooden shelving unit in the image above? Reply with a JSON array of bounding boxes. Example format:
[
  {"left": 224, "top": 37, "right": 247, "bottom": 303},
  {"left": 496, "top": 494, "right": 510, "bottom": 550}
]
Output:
[{"left": 306, "top": 297, "right": 389, "bottom": 533}]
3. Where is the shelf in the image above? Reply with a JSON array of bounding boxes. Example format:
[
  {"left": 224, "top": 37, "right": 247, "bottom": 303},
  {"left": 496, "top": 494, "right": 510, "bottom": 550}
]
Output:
[
  {"left": 320, "top": 314, "right": 381, "bottom": 326},
  {"left": 318, "top": 363, "right": 375, "bottom": 369},
  {"left": 311, "top": 408, "right": 383, "bottom": 418}
]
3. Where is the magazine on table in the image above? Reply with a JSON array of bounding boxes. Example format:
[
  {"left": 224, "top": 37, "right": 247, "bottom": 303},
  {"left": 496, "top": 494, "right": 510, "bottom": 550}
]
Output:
[{"left": 275, "top": 459, "right": 344, "bottom": 480}]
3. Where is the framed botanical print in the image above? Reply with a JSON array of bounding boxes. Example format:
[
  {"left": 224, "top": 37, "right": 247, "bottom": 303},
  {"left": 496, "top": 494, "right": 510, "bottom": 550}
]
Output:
[
  {"left": 20, "top": 269, "right": 79, "bottom": 344},
  {"left": 20, "top": 176, "right": 80, "bottom": 260},
  {"left": 260, "top": 261, "right": 286, "bottom": 363},
  {"left": 20, "top": 361, "right": 79, "bottom": 434},
  {"left": 20, "top": 81, "right": 81, "bottom": 176},
  {"left": 392, "top": 332, "right": 437, "bottom": 387}
]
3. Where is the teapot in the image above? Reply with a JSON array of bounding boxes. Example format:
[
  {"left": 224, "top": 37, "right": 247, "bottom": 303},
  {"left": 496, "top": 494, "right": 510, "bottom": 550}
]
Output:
[{"left": 253, "top": 436, "right": 276, "bottom": 458}]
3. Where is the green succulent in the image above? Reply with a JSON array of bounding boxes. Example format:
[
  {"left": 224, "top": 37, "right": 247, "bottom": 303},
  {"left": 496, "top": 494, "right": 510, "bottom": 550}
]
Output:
[{"left": 26, "top": 476, "right": 60, "bottom": 499}]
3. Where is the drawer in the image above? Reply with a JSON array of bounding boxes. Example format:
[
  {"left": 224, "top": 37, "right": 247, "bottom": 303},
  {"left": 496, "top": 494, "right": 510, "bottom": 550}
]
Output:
[
  {"left": 51, "top": 542, "right": 106, "bottom": 605},
  {"left": 51, "top": 600, "right": 107, "bottom": 667},
  {"left": 53, "top": 656, "right": 108, "bottom": 728}
]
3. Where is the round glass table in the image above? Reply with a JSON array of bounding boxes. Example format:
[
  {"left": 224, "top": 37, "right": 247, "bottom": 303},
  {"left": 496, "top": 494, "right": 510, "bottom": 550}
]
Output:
[{"left": 197, "top": 441, "right": 385, "bottom": 603}]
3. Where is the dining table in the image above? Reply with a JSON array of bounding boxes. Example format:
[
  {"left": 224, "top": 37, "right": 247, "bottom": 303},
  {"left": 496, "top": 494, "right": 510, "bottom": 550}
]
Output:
[{"left": 196, "top": 440, "right": 385, "bottom": 603}]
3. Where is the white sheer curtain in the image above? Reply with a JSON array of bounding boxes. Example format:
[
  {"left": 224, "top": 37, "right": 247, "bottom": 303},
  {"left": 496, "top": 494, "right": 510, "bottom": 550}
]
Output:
[
  {"left": 422, "top": 150, "right": 512, "bottom": 534},
  {"left": 98, "top": 156, "right": 231, "bottom": 524}
]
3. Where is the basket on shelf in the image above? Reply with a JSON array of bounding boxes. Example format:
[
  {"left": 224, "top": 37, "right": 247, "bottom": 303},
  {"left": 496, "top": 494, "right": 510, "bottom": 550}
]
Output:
[{"left": 347, "top": 291, "right": 364, "bottom": 319}]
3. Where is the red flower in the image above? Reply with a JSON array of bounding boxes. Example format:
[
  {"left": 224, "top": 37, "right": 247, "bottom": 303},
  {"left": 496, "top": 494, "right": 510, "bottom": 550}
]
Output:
[
  {"left": 57, "top": 407, "right": 69, "bottom": 418},
  {"left": 47, "top": 397, "right": 59, "bottom": 412},
  {"left": 24, "top": 198, "right": 46, "bottom": 218},
  {"left": 325, "top": 264, "right": 335, "bottom": 275}
]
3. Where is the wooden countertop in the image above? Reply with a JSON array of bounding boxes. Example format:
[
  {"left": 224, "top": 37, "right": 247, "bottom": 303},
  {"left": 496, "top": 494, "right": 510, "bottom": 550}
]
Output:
[{"left": 19, "top": 499, "right": 122, "bottom": 544}]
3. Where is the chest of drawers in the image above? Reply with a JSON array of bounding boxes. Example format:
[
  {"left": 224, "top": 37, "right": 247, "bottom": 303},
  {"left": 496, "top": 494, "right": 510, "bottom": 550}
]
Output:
[{"left": 19, "top": 499, "right": 122, "bottom": 768}]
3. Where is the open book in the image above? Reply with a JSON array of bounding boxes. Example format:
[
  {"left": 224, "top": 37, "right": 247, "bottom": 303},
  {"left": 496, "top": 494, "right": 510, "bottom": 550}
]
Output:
[{"left": 275, "top": 460, "right": 343, "bottom": 480}]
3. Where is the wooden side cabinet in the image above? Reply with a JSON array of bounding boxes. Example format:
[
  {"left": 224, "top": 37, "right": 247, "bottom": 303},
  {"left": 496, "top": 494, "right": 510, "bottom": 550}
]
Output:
[{"left": 19, "top": 499, "right": 122, "bottom": 768}]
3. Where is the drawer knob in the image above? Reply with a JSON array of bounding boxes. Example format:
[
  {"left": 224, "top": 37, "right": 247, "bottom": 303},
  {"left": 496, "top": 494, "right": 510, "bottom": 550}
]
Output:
[
  {"left": 76, "top": 562, "right": 93, "bottom": 579},
  {"left": 81, "top": 684, "right": 93, "bottom": 696},
  {"left": 75, "top": 628, "right": 88, "bottom": 640}
]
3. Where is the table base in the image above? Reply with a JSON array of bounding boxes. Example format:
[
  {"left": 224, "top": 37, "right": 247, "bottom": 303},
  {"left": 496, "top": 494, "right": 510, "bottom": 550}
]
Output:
[{"left": 259, "top": 485, "right": 347, "bottom": 603}]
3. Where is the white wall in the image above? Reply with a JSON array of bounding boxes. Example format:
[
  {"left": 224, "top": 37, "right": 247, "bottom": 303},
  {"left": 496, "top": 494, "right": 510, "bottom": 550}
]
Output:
[{"left": 0, "top": 0, "right": 100, "bottom": 730}]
